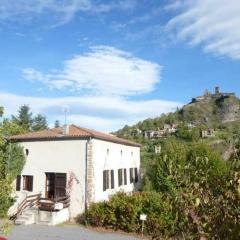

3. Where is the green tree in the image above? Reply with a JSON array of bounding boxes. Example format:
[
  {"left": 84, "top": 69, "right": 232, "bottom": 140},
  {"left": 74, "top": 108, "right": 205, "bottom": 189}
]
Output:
[
  {"left": 12, "top": 105, "right": 33, "bottom": 131},
  {"left": 54, "top": 120, "right": 60, "bottom": 128},
  {"left": 0, "top": 106, "right": 3, "bottom": 116},
  {"left": 32, "top": 114, "right": 48, "bottom": 131},
  {"left": 0, "top": 107, "right": 25, "bottom": 217}
]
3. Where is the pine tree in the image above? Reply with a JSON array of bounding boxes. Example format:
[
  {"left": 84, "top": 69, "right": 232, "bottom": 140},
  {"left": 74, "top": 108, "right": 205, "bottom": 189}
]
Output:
[
  {"left": 12, "top": 105, "right": 33, "bottom": 131},
  {"left": 0, "top": 107, "right": 3, "bottom": 117},
  {"left": 32, "top": 114, "right": 48, "bottom": 131},
  {"left": 54, "top": 120, "right": 60, "bottom": 128}
]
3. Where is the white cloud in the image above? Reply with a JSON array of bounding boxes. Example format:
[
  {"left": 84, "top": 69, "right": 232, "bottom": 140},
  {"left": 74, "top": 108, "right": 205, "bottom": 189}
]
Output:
[
  {"left": 0, "top": 92, "right": 182, "bottom": 132},
  {"left": 22, "top": 46, "right": 161, "bottom": 96},
  {"left": 166, "top": 0, "right": 240, "bottom": 59}
]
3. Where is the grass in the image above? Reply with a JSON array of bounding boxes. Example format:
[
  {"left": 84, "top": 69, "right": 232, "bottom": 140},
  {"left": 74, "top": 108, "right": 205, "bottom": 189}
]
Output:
[{"left": 0, "top": 219, "right": 14, "bottom": 236}]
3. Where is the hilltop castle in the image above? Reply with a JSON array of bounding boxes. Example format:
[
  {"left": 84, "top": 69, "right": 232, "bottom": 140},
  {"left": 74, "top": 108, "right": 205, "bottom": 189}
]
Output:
[{"left": 191, "top": 87, "right": 235, "bottom": 103}]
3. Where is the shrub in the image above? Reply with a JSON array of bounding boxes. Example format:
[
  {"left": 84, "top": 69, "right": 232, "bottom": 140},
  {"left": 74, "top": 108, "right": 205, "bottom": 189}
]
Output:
[{"left": 84, "top": 191, "right": 175, "bottom": 237}]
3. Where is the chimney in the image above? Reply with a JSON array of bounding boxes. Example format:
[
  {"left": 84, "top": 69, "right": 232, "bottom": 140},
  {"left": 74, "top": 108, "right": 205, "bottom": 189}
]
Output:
[{"left": 63, "top": 124, "right": 69, "bottom": 135}]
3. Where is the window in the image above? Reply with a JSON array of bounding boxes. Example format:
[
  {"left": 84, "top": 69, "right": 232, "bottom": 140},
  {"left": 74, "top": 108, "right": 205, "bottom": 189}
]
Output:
[
  {"left": 118, "top": 169, "right": 123, "bottom": 186},
  {"left": 23, "top": 175, "right": 33, "bottom": 192},
  {"left": 120, "top": 150, "right": 123, "bottom": 156},
  {"left": 131, "top": 151, "right": 133, "bottom": 157},
  {"left": 130, "top": 168, "right": 138, "bottom": 183},
  {"left": 118, "top": 168, "right": 127, "bottom": 186},
  {"left": 134, "top": 168, "right": 138, "bottom": 182},
  {"left": 111, "top": 170, "right": 114, "bottom": 189},
  {"left": 103, "top": 170, "right": 114, "bottom": 191},
  {"left": 124, "top": 169, "right": 127, "bottom": 185},
  {"left": 16, "top": 175, "right": 21, "bottom": 191},
  {"left": 25, "top": 149, "right": 29, "bottom": 156},
  {"left": 107, "top": 149, "right": 109, "bottom": 155},
  {"left": 130, "top": 168, "right": 134, "bottom": 183}
]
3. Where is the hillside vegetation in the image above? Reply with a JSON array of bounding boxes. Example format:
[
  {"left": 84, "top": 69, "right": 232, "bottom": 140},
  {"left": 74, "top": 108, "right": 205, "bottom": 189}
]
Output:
[
  {"left": 114, "top": 88, "right": 240, "bottom": 163},
  {"left": 85, "top": 89, "right": 240, "bottom": 239}
]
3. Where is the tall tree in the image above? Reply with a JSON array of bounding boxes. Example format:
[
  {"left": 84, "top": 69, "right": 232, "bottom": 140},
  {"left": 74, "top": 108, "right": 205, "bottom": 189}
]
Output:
[
  {"left": 0, "top": 106, "right": 25, "bottom": 217},
  {"left": 32, "top": 114, "right": 48, "bottom": 131},
  {"left": 54, "top": 120, "right": 60, "bottom": 128},
  {"left": 0, "top": 106, "right": 3, "bottom": 117},
  {"left": 12, "top": 105, "right": 33, "bottom": 131}
]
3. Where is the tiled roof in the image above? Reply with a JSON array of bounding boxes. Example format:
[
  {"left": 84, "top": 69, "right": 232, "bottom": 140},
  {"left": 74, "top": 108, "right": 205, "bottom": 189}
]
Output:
[{"left": 9, "top": 124, "right": 141, "bottom": 147}]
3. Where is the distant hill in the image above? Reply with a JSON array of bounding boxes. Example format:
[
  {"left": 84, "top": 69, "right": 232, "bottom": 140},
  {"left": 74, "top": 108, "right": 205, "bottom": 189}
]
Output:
[
  {"left": 181, "top": 87, "right": 240, "bottom": 124},
  {"left": 114, "top": 87, "right": 240, "bottom": 161}
]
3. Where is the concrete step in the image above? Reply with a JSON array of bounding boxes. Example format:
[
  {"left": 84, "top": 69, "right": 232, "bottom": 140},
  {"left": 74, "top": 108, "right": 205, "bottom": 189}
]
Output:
[{"left": 15, "top": 209, "right": 36, "bottom": 225}]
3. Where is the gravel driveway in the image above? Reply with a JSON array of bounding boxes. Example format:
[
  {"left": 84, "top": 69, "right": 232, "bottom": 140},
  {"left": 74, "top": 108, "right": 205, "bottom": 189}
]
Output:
[{"left": 8, "top": 225, "right": 141, "bottom": 240}]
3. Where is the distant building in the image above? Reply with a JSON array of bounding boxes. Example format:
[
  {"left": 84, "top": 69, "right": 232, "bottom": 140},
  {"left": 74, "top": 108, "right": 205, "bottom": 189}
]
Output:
[
  {"left": 155, "top": 145, "right": 161, "bottom": 154},
  {"left": 201, "top": 129, "right": 215, "bottom": 138},
  {"left": 191, "top": 87, "right": 235, "bottom": 103}
]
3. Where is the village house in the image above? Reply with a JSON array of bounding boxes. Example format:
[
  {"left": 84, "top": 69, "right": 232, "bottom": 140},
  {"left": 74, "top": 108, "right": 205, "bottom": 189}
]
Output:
[
  {"left": 144, "top": 124, "right": 178, "bottom": 139},
  {"left": 8, "top": 124, "right": 141, "bottom": 225},
  {"left": 201, "top": 129, "right": 215, "bottom": 138}
]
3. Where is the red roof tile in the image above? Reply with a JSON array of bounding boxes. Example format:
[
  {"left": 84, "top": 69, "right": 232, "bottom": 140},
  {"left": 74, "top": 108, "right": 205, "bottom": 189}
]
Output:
[{"left": 9, "top": 124, "right": 141, "bottom": 147}]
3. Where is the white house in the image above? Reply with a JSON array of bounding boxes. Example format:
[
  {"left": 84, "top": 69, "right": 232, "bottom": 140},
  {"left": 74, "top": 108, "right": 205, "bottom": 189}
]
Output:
[{"left": 8, "top": 124, "right": 141, "bottom": 225}]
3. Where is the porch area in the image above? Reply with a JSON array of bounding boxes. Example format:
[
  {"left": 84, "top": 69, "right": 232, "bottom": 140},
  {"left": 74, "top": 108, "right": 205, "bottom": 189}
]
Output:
[{"left": 10, "top": 194, "right": 71, "bottom": 226}]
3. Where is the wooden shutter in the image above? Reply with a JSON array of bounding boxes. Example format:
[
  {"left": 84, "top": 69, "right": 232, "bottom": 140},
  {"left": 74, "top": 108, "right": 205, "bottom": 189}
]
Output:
[
  {"left": 118, "top": 169, "right": 122, "bottom": 186},
  {"left": 16, "top": 175, "right": 21, "bottom": 191},
  {"left": 124, "top": 169, "right": 127, "bottom": 185},
  {"left": 55, "top": 173, "right": 66, "bottom": 198},
  {"left": 29, "top": 176, "right": 33, "bottom": 191},
  {"left": 103, "top": 170, "right": 107, "bottom": 191},
  {"left": 23, "top": 175, "right": 33, "bottom": 191},
  {"left": 134, "top": 168, "right": 138, "bottom": 182},
  {"left": 130, "top": 168, "right": 134, "bottom": 183},
  {"left": 111, "top": 170, "right": 114, "bottom": 189}
]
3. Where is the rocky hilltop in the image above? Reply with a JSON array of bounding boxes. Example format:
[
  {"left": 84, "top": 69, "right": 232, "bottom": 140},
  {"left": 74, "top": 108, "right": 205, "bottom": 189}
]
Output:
[
  {"left": 181, "top": 87, "right": 240, "bottom": 124},
  {"left": 114, "top": 87, "right": 240, "bottom": 161}
]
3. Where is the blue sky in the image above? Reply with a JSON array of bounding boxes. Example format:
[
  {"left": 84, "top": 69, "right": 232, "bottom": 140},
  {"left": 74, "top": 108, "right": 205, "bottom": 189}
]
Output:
[{"left": 0, "top": 0, "right": 239, "bottom": 131}]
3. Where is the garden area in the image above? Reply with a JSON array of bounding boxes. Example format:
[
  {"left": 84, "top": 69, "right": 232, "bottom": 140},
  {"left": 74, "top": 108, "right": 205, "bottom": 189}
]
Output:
[{"left": 83, "top": 141, "right": 240, "bottom": 239}]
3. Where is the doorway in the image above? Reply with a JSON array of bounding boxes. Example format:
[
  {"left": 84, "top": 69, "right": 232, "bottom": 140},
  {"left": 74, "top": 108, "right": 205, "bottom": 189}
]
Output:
[{"left": 45, "top": 172, "right": 67, "bottom": 199}]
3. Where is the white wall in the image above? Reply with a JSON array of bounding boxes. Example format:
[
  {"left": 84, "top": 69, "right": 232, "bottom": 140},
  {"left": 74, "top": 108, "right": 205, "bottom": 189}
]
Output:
[
  {"left": 11, "top": 138, "right": 141, "bottom": 219},
  {"left": 91, "top": 139, "right": 141, "bottom": 203},
  {"left": 13, "top": 140, "right": 87, "bottom": 218}
]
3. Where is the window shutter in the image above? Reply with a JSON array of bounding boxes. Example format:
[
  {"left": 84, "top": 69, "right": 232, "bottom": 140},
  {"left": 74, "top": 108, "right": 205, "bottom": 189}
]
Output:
[
  {"left": 29, "top": 176, "right": 33, "bottom": 192},
  {"left": 103, "top": 170, "right": 107, "bottom": 191},
  {"left": 16, "top": 175, "right": 21, "bottom": 191},
  {"left": 124, "top": 169, "right": 127, "bottom": 185},
  {"left": 134, "top": 168, "right": 138, "bottom": 182},
  {"left": 111, "top": 170, "right": 114, "bottom": 189},
  {"left": 106, "top": 170, "right": 110, "bottom": 190},
  {"left": 118, "top": 169, "right": 122, "bottom": 186},
  {"left": 130, "top": 168, "right": 133, "bottom": 183}
]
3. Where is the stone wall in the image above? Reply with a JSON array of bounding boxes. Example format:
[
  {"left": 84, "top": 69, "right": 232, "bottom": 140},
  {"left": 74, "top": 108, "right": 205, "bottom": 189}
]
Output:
[{"left": 86, "top": 139, "right": 94, "bottom": 207}]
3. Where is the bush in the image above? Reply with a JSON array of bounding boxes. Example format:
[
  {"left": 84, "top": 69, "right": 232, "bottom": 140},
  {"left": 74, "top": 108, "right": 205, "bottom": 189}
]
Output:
[{"left": 84, "top": 192, "right": 175, "bottom": 237}]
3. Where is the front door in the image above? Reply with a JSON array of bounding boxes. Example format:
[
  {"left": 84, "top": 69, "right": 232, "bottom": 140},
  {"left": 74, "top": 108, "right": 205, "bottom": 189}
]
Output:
[{"left": 45, "top": 173, "right": 67, "bottom": 199}]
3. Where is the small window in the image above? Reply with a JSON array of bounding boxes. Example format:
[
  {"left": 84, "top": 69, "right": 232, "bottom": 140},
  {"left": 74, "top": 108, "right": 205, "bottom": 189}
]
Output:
[
  {"left": 107, "top": 149, "right": 110, "bottom": 156},
  {"left": 23, "top": 175, "right": 33, "bottom": 192},
  {"left": 25, "top": 149, "right": 29, "bottom": 156},
  {"left": 120, "top": 150, "right": 123, "bottom": 156},
  {"left": 103, "top": 170, "right": 114, "bottom": 191},
  {"left": 16, "top": 175, "right": 21, "bottom": 191},
  {"left": 131, "top": 151, "right": 133, "bottom": 157}
]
